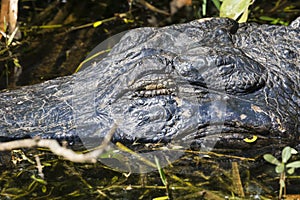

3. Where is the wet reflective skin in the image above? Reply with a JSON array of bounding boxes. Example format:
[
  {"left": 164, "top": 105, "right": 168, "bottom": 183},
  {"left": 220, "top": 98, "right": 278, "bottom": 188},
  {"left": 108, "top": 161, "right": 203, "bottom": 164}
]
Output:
[{"left": 0, "top": 17, "right": 299, "bottom": 156}]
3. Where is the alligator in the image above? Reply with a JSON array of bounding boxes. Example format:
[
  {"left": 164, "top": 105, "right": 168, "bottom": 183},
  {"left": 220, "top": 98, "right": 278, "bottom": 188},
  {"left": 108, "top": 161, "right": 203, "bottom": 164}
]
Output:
[{"left": 0, "top": 17, "right": 299, "bottom": 157}]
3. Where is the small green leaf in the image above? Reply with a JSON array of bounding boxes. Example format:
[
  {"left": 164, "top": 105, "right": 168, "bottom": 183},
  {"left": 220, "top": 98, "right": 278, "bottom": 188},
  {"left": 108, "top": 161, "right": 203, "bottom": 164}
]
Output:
[
  {"left": 153, "top": 196, "right": 169, "bottom": 200},
  {"left": 211, "top": 0, "right": 221, "bottom": 10},
  {"left": 155, "top": 156, "right": 167, "bottom": 186},
  {"left": 287, "top": 167, "right": 295, "bottom": 175},
  {"left": 238, "top": 7, "right": 248, "bottom": 23},
  {"left": 263, "top": 154, "right": 280, "bottom": 165},
  {"left": 286, "top": 161, "right": 300, "bottom": 168},
  {"left": 275, "top": 163, "right": 285, "bottom": 173},
  {"left": 7, "top": 26, "right": 19, "bottom": 46},
  {"left": 123, "top": 18, "right": 134, "bottom": 24},
  {"left": 13, "top": 58, "right": 22, "bottom": 68},
  {"left": 282, "top": 146, "right": 293, "bottom": 163},
  {"left": 220, "top": 0, "right": 253, "bottom": 21},
  {"left": 93, "top": 21, "right": 103, "bottom": 28},
  {"left": 259, "top": 16, "right": 276, "bottom": 21},
  {"left": 291, "top": 148, "right": 298, "bottom": 155},
  {"left": 31, "top": 175, "right": 47, "bottom": 185},
  {"left": 42, "top": 185, "right": 47, "bottom": 193}
]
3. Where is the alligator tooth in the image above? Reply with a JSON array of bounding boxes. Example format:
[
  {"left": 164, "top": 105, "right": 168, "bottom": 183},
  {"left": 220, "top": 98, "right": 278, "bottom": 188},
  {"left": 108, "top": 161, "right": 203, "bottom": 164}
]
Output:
[
  {"left": 157, "top": 83, "right": 164, "bottom": 89},
  {"left": 144, "top": 90, "right": 153, "bottom": 96},
  {"left": 240, "top": 114, "right": 247, "bottom": 120},
  {"left": 145, "top": 84, "right": 164, "bottom": 90}
]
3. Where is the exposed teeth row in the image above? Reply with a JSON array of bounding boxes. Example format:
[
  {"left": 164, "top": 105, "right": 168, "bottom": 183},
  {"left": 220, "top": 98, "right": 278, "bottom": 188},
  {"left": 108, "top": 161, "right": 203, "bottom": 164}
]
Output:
[
  {"left": 134, "top": 78, "right": 175, "bottom": 89},
  {"left": 134, "top": 88, "right": 175, "bottom": 97},
  {"left": 145, "top": 83, "right": 165, "bottom": 90}
]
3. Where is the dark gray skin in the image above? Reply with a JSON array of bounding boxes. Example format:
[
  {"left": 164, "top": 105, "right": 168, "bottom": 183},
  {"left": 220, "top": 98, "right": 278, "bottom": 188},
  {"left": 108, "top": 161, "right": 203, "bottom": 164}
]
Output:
[{"left": 0, "top": 18, "right": 299, "bottom": 156}]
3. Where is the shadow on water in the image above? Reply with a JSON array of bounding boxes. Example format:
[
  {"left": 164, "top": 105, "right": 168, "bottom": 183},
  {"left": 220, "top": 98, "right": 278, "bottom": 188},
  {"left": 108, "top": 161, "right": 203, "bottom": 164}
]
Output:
[{"left": 0, "top": 0, "right": 299, "bottom": 199}]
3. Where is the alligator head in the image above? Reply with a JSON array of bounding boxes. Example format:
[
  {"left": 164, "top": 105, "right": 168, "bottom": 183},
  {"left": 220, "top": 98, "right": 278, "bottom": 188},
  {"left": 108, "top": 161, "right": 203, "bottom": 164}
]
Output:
[{"left": 0, "top": 18, "right": 299, "bottom": 156}]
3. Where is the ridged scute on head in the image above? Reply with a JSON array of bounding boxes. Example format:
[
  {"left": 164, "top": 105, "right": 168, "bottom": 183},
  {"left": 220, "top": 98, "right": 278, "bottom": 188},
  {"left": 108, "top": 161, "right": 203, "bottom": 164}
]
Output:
[{"left": 290, "top": 16, "right": 300, "bottom": 29}]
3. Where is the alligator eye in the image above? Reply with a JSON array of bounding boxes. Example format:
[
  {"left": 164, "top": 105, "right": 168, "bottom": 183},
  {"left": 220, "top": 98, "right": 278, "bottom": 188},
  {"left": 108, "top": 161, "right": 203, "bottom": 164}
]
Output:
[{"left": 214, "top": 55, "right": 266, "bottom": 94}]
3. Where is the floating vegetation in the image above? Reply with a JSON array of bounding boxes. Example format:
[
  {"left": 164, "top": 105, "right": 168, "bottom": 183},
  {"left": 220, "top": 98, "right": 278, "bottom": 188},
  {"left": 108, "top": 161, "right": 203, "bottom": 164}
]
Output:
[{"left": 1, "top": 142, "right": 300, "bottom": 199}]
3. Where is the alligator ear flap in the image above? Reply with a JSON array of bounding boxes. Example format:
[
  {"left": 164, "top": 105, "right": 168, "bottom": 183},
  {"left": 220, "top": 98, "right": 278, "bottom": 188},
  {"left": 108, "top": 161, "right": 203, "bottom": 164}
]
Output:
[{"left": 290, "top": 16, "right": 300, "bottom": 29}]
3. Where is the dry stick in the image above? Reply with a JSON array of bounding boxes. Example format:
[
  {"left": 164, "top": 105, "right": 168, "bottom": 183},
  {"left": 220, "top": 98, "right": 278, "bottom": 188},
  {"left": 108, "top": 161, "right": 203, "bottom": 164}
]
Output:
[
  {"left": 0, "top": 0, "right": 9, "bottom": 39},
  {"left": 34, "top": 155, "right": 44, "bottom": 179},
  {"left": 137, "top": 0, "right": 170, "bottom": 16},
  {"left": 67, "top": 16, "right": 117, "bottom": 32},
  {"left": 8, "top": 0, "right": 18, "bottom": 33},
  {"left": 0, "top": 123, "right": 117, "bottom": 163}
]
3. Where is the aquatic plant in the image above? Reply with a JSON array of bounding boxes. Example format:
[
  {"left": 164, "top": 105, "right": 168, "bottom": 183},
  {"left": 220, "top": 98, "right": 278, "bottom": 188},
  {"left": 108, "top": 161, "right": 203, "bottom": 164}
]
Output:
[{"left": 264, "top": 146, "right": 300, "bottom": 199}]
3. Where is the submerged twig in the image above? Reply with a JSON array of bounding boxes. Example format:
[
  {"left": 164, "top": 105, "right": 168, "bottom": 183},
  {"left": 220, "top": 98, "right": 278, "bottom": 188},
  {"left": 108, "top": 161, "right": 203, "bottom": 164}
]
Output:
[
  {"left": 232, "top": 161, "right": 245, "bottom": 197},
  {"left": 34, "top": 155, "right": 44, "bottom": 179}
]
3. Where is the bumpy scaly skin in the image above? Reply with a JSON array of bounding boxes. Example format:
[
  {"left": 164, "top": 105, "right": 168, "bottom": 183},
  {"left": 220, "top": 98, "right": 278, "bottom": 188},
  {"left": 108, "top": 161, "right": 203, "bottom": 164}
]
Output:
[{"left": 0, "top": 18, "right": 299, "bottom": 153}]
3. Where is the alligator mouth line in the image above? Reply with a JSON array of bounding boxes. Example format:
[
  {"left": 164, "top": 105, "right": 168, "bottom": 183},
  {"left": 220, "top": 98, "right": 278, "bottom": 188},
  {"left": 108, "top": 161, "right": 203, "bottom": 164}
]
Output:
[
  {"left": 194, "top": 131, "right": 270, "bottom": 141},
  {"left": 167, "top": 120, "right": 285, "bottom": 144}
]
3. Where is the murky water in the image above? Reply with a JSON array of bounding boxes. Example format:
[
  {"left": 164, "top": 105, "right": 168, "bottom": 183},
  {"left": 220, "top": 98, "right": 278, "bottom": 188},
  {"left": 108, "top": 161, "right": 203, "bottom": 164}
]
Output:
[{"left": 0, "top": 0, "right": 299, "bottom": 199}]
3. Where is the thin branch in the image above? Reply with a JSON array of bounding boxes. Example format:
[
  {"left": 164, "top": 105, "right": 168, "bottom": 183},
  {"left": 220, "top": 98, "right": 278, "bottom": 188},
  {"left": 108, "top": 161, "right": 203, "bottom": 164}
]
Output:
[
  {"left": 137, "top": 0, "right": 170, "bottom": 16},
  {"left": 35, "top": 155, "right": 44, "bottom": 179},
  {"left": 0, "top": 123, "right": 117, "bottom": 163}
]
